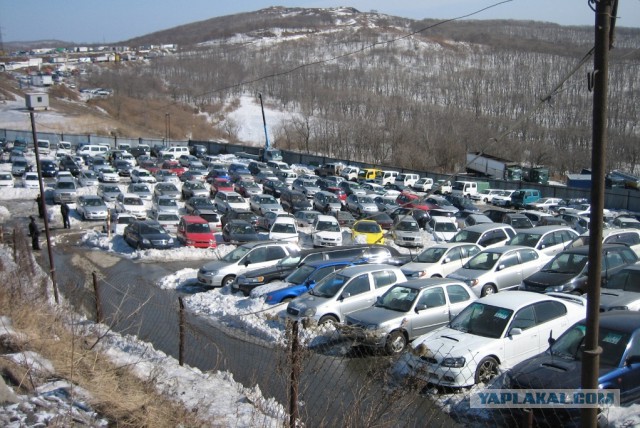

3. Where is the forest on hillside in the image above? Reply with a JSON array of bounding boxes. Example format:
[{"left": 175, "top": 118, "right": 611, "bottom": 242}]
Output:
[{"left": 87, "top": 8, "right": 640, "bottom": 177}]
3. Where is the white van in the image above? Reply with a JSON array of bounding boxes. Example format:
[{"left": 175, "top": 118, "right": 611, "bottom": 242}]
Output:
[
  {"left": 36, "top": 139, "right": 50, "bottom": 155},
  {"left": 159, "top": 146, "right": 189, "bottom": 159},
  {"left": 395, "top": 173, "right": 420, "bottom": 188},
  {"left": 77, "top": 145, "right": 109, "bottom": 157},
  {"left": 375, "top": 170, "right": 399, "bottom": 186}
]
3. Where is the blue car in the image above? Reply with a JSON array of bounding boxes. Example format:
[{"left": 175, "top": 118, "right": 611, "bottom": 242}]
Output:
[
  {"left": 504, "top": 311, "right": 640, "bottom": 425},
  {"left": 264, "top": 259, "right": 364, "bottom": 305}
]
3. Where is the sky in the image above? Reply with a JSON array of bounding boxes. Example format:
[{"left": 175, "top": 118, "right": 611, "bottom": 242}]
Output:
[{"left": 1, "top": 0, "right": 639, "bottom": 44}]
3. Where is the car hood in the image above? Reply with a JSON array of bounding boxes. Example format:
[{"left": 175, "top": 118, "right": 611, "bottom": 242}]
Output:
[
  {"left": 524, "top": 271, "right": 579, "bottom": 287},
  {"left": 228, "top": 232, "right": 261, "bottom": 241},
  {"left": 448, "top": 269, "right": 487, "bottom": 281},
  {"left": 201, "top": 260, "right": 232, "bottom": 271},
  {"left": 508, "top": 353, "right": 616, "bottom": 390},
  {"left": 413, "top": 326, "right": 498, "bottom": 359},
  {"left": 315, "top": 230, "right": 342, "bottom": 239},
  {"left": 184, "top": 232, "right": 215, "bottom": 240},
  {"left": 600, "top": 289, "right": 640, "bottom": 310},
  {"left": 142, "top": 232, "right": 172, "bottom": 241},
  {"left": 347, "top": 306, "right": 408, "bottom": 327}
]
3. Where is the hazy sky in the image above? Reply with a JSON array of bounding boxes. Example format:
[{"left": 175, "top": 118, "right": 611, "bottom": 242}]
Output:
[{"left": 2, "top": 0, "right": 638, "bottom": 43}]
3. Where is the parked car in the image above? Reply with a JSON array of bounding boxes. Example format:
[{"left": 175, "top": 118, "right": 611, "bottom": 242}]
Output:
[
  {"left": 234, "top": 180, "right": 262, "bottom": 198},
  {"left": 209, "top": 177, "right": 234, "bottom": 196},
  {"left": 502, "top": 213, "right": 534, "bottom": 231},
  {"left": 249, "top": 194, "right": 282, "bottom": 216},
  {"left": 427, "top": 216, "right": 459, "bottom": 242},
  {"left": 220, "top": 209, "right": 259, "bottom": 230},
  {"left": 280, "top": 189, "right": 312, "bottom": 213},
  {"left": 599, "top": 264, "right": 640, "bottom": 311},
  {"left": 77, "top": 170, "right": 99, "bottom": 187},
  {"left": 115, "top": 193, "right": 147, "bottom": 220},
  {"left": 313, "top": 191, "right": 342, "bottom": 214},
  {"left": 504, "top": 311, "right": 640, "bottom": 425},
  {"left": 341, "top": 278, "right": 478, "bottom": 354},
  {"left": 214, "top": 191, "right": 249, "bottom": 213},
  {"left": 222, "top": 219, "right": 261, "bottom": 244},
  {"left": 53, "top": 178, "right": 78, "bottom": 204},
  {"left": 285, "top": 264, "right": 407, "bottom": 325},
  {"left": 130, "top": 168, "right": 156, "bottom": 184},
  {"left": 449, "top": 223, "right": 516, "bottom": 249},
  {"left": 262, "top": 179, "right": 288, "bottom": 197},
  {"left": 148, "top": 210, "right": 180, "bottom": 235},
  {"left": 568, "top": 228, "right": 640, "bottom": 258},
  {"left": 96, "top": 184, "right": 122, "bottom": 202},
  {"left": 123, "top": 220, "right": 175, "bottom": 250},
  {"left": 76, "top": 195, "right": 109, "bottom": 221},
  {"left": 352, "top": 220, "right": 385, "bottom": 245},
  {"left": 507, "top": 226, "right": 579, "bottom": 256},
  {"left": 21, "top": 172, "right": 40, "bottom": 189},
  {"left": 153, "top": 182, "right": 181, "bottom": 200},
  {"left": 491, "top": 190, "right": 516, "bottom": 207},
  {"left": 402, "top": 243, "right": 482, "bottom": 279},
  {"left": 104, "top": 211, "right": 136, "bottom": 235},
  {"left": 391, "top": 216, "right": 423, "bottom": 247},
  {"left": 197, "top": 241, "right": 301, "bottom": 287},
  {"left": 335, "top": 211, "right": 356, "bottom": 228},
  {"left": 520, "top": 244, "right": 638, "bottom": 294},
  {"left": 181, "top": 180, "right": 209, "bottom": 199},
  {"left": 151, "top": 194, "right": 180, "bottom": 215},
  {"left": 176, "top": 215, "right": 217, "bottom": 248},
  {"left": 0, "top": 172, "right": 13, "bottom": 187},
  {"left": 98, "top": 167, "right": 119, "bottom": 183},
  {"left": 269, "top": 217, "right": 299, "bottom": 243},
  {"left": 258, "top": 211, "right": 295, "bottom": 231},
  {"left": 311, "top": 214, "right": 343, "bottom": 247},
  {"left": 402, "top": 291, "right": 586, "bottom": 387},
  {"left": 39, "top": 159, "right": 58, "bottom": 178},
  {"left": 127, "top": 183, "right": 153, "bottom": 201},
  {"left": 293, "top": 210, "right": 321, "bottom": 228}
]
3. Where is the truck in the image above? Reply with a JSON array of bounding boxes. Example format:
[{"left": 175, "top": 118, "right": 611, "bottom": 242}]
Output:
[
  {"left": 465, "top": 152, "right": 522, "bottom": 181},
  {"left": 314, "top": 163, "right": 344, "bottom": 177},
  {"left": 451, "top": 180, "right": 490, "bottom": 198},
  {"left": 522, "top": 166, "right": 550, "bottom": 185},
  {"left": 340, "top": 166, "right": 360, "bottom": 181}
]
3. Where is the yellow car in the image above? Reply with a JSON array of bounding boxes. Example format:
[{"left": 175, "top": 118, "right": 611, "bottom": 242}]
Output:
[{"left": 351, "top": 220, "right": 385, "bottom": 245}]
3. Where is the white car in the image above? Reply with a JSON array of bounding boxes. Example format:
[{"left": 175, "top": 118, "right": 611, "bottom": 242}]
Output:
[
  {"left": 105, "top": 212, "right": 136, "bottom": 235},
  {"left": 78, "top": 170, "right": 99, "bottom": 187},
  {"left": 214, "top": 191, "right": 249, "bottom": 213},
  {"left": 391, "top": 216, "right": 423, "bottom": 247},
  {"left": 401, "top": 243, "right": 482, "bottom": 279},
  {"left": 427, "top": 216, "right": 459, "bottom": 242},
  {"left": 0, "top": 172, "right": 14, "bottom": 187},
  {"left": 311, "top": 215, "right": 343, "bottom": 247},
  {"left": 492, "top": 190, "right": 516, "bottom": 206},
  {"left": 472, "top": 188, "right": 503, "bottom": 203},
  {"left": 98, "top": 167, "right": 119, "bottom": 183},
  {"left": 402, "top": 291, "right": 586, "bottom": 387},
  {"left": 268, "top": 217, "right": 299, "bottom": 243},
  {"left": 22, "top": 172, "right": 40, "bottom": 189},
  {"left": 148, "top": 210, "right": 180, "bottom": 235},
  {"left": 115, "top": 193, "right": 147, "bottom": 220},
  {"left": 130, "top": 168, "right": 157, "bottom": 184},
  {"left": 152, "top": 195, "right": 180, "bottom": 215}
]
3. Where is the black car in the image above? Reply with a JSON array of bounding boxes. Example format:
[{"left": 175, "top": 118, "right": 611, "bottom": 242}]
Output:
[
  {"left": 504, "top": 312, "right": 640, "bottom": 425},
  {"left": 520, "top": 244, "right": 638, "bottom": 294},
  {"left": 39, "top": 159, "right": 58, "bottom": 178},
  {"left": 220, "top": 209, "right": 259, "bottom": 229},
  {"left": 221, "top": 219, "right": 261, "bottom": 244},
  {"left": 370, "top": 212, "right": 394, "bottom": 230},
  {"left": 190, "top": 145, "right": 207, "bottom": 158},
  {"left": 123, "top": 220, "right": 175, "bottom": 250},
  {"left": 262, "top": 179, "right": 288, "bottom": 197},
  {"left": 58, "top": 158, "right": 80, "bottom": 176},
  {"left": 185, "top": 196, "right": 216, "bottom": 215},
  {"left": 447, "top": 195, "right": 480, "bottom": 212},
  {"left": 114, "top": 160, "right": 132, "bottom": 177}
]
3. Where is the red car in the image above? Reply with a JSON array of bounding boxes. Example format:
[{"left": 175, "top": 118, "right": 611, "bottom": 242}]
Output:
[
  {"left": 395, "top": 191, "right": 436, "bottom": 212},
  {"left": 161, "top": 160, "right": 187, "bottom": 176},
  {"left": 327, "top": 186, "right": 347, "bottom": 204},
  {"left": 210, "top": 178, "right": 234, "bottom": 197},
  {"left": 176, "top": 215, "right": 217, "bottom": 248}
]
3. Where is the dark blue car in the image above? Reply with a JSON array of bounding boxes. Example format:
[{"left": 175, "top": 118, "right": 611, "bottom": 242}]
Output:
[
  {"left": 504, "top": 311, "right": 640, "bottom": 425},
  {"left": 264, "top": 259, "right": 364, "bottom": 305}
]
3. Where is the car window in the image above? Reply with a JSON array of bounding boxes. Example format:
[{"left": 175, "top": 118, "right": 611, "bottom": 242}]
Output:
[
  {"left": 518, "top": 249, "right": 539, "bottom": 264},
  {"left": 605, "top": 251, "right": 626, "bottom": 270},
  {"left": 500, "top": 252, "right": 520, "bottom": 269},
  {"left": 464, "top": 245, "right": 481, "bottom": 258},
  {"left": 447, "top": 247, "right": 462, "bottom": 262},
  {"left": 540, "top": 233, "right": 556, "bottom": 247},
  {"left": 418, "top": 287, "right": 446, "bottom": 308},
  {"left": 479, "top": 230, "right": 507, "bottom": 247},
  {"left": 446, "top": 284, "right": 471, "bottom": 304},
  {"left": 327, "top": 248, "right": 362, "bottom": 260},
  {"left": 344, "top": 274, "right": 371, "bottom": 296},
  {"left": 247, "top": 247, "right": 267, "bottom": 264},
  {"left": 372, "top": 270, "right": 397, "bottom": 289},
  {"left": 510, "top": 305, "right": 536, "bottom": 330},
  {"left": 534, "top": 301, "right": 567, "bottom": 324}
]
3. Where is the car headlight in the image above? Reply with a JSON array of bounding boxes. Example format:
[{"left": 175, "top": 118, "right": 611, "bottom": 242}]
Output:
[
  {"left": 246, "top": 276, "right": 265, "bottom": 283},
  {"left": 168, "top": 238, "right": 174, "bottom": 244},
  {"left": 142, "top": 238, "right": 151, "bottom": 244},
  {"left": 608, "top": 306, "right": 629, "bottom": 311},
  {"left": 545, "top": 285, "right": 563, "bottom": 292},
  {"left": 467, "top": 279, "right": 479, "bottom": 287},
  {"left": 441, "top": 357, "right": 466, "bottom": 368},
  {"left": 302, "top": 307, "right": 316, "bottom": 317}
]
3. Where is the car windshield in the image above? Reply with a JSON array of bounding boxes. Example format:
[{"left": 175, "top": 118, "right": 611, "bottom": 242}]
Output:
[
  {"left": 0, "top": 174, "right": 11, "bottom": 180},
  {"left": 310, "top": 273, "right": 348, "bottom": 298},
  {"left": 230, "top": 224, "right": 254, "bottom": 234},
  {"left": 187, "top": 223, "right": 210, "bottom": 233},
  {"left": 355, "top": 222, "right": 380, "bottom": 233},
  {"left": 397, "top": 220, "right": 419, "bottom": 231},
  {"left": 83, "top": 171, "right": 96, "bottom": 178},
  {"left": 272, "top": 223, "right": 296, "bottom": 233},
  {"left": 192, "top": 198, "right": 212, "bottom": 207},
  {"left": 222, "top": 245, "right": 252, "bottom": 262},
  {"left": 416, "top": 247, "right": 446, "bottom": 263},
  {"left": 375, "top": 285, "right": 418, "bottom": 312},
  {"left": 511, "top": 217, "right": 533, "bottom": 228},
  {"left": 450, "top": 230, "right": 481, "bottom": 244},
  {"left": 190, "top": 182, "right": 206, "bottom": 189},
  {"left": 316, "top": 221, "right": 340, "bottom": 232},
  {"left": 104, "top": 186, "right": 119, "bottom": 193},
  {"left": 228, "top": 195, "right": 244, "bottom": 203},
  {"left": 85, "top": 198, "right": 104, "bottom": 207},
  {"left": 140, "top": 224, "right": 165, "bottom": 235},
  {"left": 260, "top": 196, "right": 276, "bottom": 204},
  {"left": 449, "top": 302, "right": 512, "bottom": 339},
  {"left": 325, "top": 195, "right": 339, "bottom": 203},
  {"left": 541, "top": 253, "right": 588, "bottom": 274},
  {"left": 157, "top": 214, "right": 179, "bottom": 222},
  {"left": 463, "top": 251, "right": 501, "bottom": 270},
  {"left": 286, "top": 265, "right": 316, "bottom": 285},
  {"left": 131, "top": 185, "right": 149, "bottom": 192},
  {"left": 434, "top": 222, "right": 457, "bottom": 232},
  {"left": 158, "top": 199, "right": 177, "bottom": 207},
  {"left": 509, "top": 233, "right": 542, "bottom": 247},
  {"left": 124, "top": 198, "right": 142, "bottom": 205},
  {"left": 56, "top": 181, "right": 75, "bottom": 189},
  {"left": 549, "top": 323, "right": 630, "bottom": 367},
  {"left": 158, "top": 184, "right": 178, "bottom": 192},
  {"left": 604, "top": 269, "right": 640, "bottom": 292}
]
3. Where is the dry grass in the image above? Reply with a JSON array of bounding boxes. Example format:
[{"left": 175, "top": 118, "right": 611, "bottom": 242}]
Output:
[{"left": 0, "top": 233, "right": 203, "bottom": 427}]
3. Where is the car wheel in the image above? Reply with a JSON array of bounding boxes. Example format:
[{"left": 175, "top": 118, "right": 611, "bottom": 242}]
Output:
[
  {"left": 430, "top": 274, "right": 442, "bottom": 278},
  {"left": 281, "top": 297, "right": 294, "bottom": 303},
  {"left": 481, "top": 284, "right": 497, "bottom": 297},
  {"left": 82, "top": 212, "right": 87, "bottom": 221},
  {"left": 385, "top": 331, "right": 407, "bottom": 355},
  {"left": 318, "top": 315, "right": 339, "bottom": 326},
  {"left": 136, "top": 242, "right": 143, "bottom": 250},
  {"left": 474, "top": 356, "right": 499, "bottom": 385},
  {"left": 221, "top": 275, "right": 235, "bottom": 288}
]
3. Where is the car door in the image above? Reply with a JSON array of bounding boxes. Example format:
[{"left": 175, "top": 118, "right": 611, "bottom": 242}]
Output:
[
  {"left": 337, "top": 273, "right": 375, "bottom": 318},
  {"left": 618, "top": 336, "right": 640, "bottom": 404},
  {"left": 407, "top": 286, "right": 449, "bottom": 339},
  {"left": 493, "top": 250, "right": 522, "bottom": 291},
  {"left": 441, "top": 246, "right": 466, "bottom": 276},
  {"left": 502, "top": 304, "right": 543, "bottom": 368}
]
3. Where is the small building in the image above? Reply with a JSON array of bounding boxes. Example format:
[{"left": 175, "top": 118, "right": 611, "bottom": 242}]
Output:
[{"left": 25, "top": 92, "right": 49, "bottom": 110}]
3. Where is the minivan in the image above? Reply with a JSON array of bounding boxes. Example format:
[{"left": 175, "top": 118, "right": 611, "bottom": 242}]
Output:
[
  {"left": 395, "top": 173, "right": 420, "bottom": 188},
  {"left": 280, "top": 189, "right": 312, "bottom": 213},
  {"left": 159, "top": 146, "right": 189, "bottom": 160},
  {"left": 36, "top": 139, "right": 50, "bottom": 155},
  {"left": 510, "top": 189, "right": 541, "bottom": 209},
  {"left": 77, "top": 145, "right": 109, "bottom": 157},
  {"left": 286, "top": 264, "right": 408, "bottom": 324}
]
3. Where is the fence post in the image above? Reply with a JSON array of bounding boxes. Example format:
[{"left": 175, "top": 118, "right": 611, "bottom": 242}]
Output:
[
  {"left": 12, "top": 227, "right": 17, "bottom": 261},
  {"left": 289, "top": 320, "right": 300, "bottom": 428},
  {"left": 178, "top": 297, "right": 185, "bottom": 366},
  {"left": 92, "top": 271, "right": 102, "bottom": 323}
]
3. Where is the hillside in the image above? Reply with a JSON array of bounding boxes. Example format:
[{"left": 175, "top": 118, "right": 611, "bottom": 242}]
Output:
[{"left": 3, "top": 7, "right": 640, "bottom": 175}]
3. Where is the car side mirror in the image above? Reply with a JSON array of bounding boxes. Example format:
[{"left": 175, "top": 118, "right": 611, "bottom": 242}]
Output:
[
  {"left": 443, "top": 257, "right": 451, "bottom": 264},
  {"left": 415, "top": 304, "right": 428, "bottom": 313},
  {"left": 498, "top": 264, "right": 506, "bottom": 271},
  {"left": 305, "top": 280, "right": 316, "bottom": 289},
  {"left": 509, "top": 328, "right": 523, "bottom": 336},
  {"left": 625, "top": 355, "right": 640, "bottom": 367},
  {"left": 340, "top": 292, "right": 351, "bottom": 301}
]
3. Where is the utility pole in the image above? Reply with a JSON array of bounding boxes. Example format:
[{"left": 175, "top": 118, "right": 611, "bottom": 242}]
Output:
[
  {"left": 582, "top": 1, "right": 615, "bottom": 427},
  {"left": 258, "top": 93, "right": 270, "bottom": 149},
  {"left": 165, "top": 113, "right": 171, "bottom": 146},
  {"left": 26, "top": 94, "right": 59, "bottom": 304}
]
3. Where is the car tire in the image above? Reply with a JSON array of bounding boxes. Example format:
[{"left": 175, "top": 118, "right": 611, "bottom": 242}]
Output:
[
  {"left": 481, "top": 283, "right": 497, "bottom": 297},
  {"left": 221, "top": 275, "right": 235, "bottom": 288},
  {"left": 385, "top": 331, "right": 407, "bottom": 355},
  {"left": 474, "top": 356, "right": 499, "bottom": 385},
  {"left": 318, "top": 315, "right": 338, "bottom": 326}
]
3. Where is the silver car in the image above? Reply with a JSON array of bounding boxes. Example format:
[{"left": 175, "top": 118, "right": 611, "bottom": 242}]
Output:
[
  {"left": 97, "top": 184, "right": 122, "bottom": 203},
  {"left": 402, "top": 243, "right": 482, "bottom": 279},
  {"left": 127, "top": 183, "right": 153, "bottom": 201},
  {"left": 599, "top": 264, "right": 640, "bottom": 311},
  {"left": 249, "top": 194, "right": 282, "bottom": 215},
  {"left": 342, "top": 278, "right": 477, "bottom": 354},
  {"left": 507, "top": 225, "right": 578, "bottom": 256},
  {"left": 346, "top": 194, "right": 379, "bottom": 216},
  {"left": 286, "top": 264, "right": 407, "bottom": 325},
  {"left": 313, "top": 191, "right": 342, "bottom": 214},
  {"left": 76, "top": 195, "right": 109, "bottom": 221},
  {"left": 447, "top": 245, "right": 549, "bottom": 297}
]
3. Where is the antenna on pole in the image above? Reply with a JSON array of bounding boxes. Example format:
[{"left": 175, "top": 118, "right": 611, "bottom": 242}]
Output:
[{"left": 258, "top": 93, "right": 270, "bottom": 149}]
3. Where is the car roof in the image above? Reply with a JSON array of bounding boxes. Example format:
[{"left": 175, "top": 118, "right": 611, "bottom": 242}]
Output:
[
  {"left": 315, "top": 214, "right": 338, "bottom": 222},
  {"left": 463, "top": 223, "right": 514, "bottom": 232},
  {"left": 482, "top": 245, "right": 534, "bottom": 254},
  {"left": 395, "top": 277, "right": 470, "bottom": 291},
  {"left": 182, "top": 215, "right": 207, "bottom": 223},
  {"left": 516, "top": 225, "right": 573, "bottom": 234},
  {"left": 334, "top": 263, "right": 400, "bottom": 277},
  {"left": 564, "top": 243, "right": 630, "bottom": 255},
  {"left": 477, "top": 290, "right": 574, "bottom": 310},
  {"left": 598, "top": 311, "right": 640, "bottom": 333}
]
